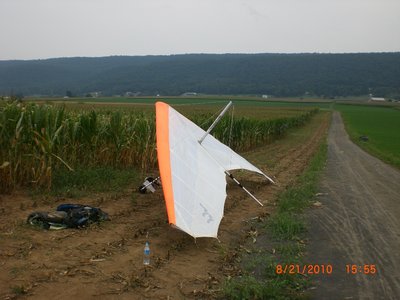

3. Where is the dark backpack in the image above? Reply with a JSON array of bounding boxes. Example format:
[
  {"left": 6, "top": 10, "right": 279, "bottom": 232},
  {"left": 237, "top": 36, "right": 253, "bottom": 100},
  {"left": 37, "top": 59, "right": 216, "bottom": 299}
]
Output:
[{"left": 27, "top": 204, "right": 109, "bottom": 229}]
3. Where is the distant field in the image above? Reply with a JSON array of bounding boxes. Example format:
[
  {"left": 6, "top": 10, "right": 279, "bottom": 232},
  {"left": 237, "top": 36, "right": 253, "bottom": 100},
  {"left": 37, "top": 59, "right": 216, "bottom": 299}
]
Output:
[
  {"left": 33, "top": 96, "right": 335, "bottom": 110},
  {"left": 336, "top": 104, "right": 400, "bottom": 168},
  {"left": 41, "top": 100, "right": 318, "bottom": 121}
]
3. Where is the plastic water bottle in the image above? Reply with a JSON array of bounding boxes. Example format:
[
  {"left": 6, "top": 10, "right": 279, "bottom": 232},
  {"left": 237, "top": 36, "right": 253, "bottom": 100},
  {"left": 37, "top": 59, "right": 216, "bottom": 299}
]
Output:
[{"left": 143, "top": 241, "right": 150, "bottom": 265}]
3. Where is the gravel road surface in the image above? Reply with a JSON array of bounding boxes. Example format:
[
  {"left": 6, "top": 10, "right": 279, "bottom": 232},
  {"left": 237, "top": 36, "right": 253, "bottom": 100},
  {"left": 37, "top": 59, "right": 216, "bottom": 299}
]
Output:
[{"left": 307, "top": 111, "right": 400, "bottom": 299}]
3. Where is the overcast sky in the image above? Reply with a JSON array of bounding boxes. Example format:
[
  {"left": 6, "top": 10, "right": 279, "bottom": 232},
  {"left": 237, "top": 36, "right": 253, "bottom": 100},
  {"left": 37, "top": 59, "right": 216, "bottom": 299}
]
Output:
[{"left": 1, "top": 0, "right": 399, "bottom": 60}]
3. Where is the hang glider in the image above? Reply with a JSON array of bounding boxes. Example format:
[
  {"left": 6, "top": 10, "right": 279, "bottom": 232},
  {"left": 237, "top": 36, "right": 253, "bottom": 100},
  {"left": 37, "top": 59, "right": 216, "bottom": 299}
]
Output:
[{"left": 156, "top": 101, "right": 274, "bottom": 238}]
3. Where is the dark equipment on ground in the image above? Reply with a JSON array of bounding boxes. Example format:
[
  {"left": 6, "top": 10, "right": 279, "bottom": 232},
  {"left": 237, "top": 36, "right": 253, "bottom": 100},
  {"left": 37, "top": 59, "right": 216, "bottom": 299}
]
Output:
[
  {"left": 27, "top": 204, "right": 109, "bottom": 230},
  {"left": 138, "top": 176, "right": 161, "bottom": 194}
]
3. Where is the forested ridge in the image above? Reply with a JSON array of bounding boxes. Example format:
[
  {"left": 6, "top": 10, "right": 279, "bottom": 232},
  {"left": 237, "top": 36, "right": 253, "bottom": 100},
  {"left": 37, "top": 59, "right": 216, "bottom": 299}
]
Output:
[{"left": 1, "top": 53, "right": 399, "bottom": 98}]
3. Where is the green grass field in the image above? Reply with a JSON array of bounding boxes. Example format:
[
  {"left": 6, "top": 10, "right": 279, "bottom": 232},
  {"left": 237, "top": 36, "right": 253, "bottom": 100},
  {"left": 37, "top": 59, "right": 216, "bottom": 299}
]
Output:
[{"left": 335, "top": 104, "right": 400, "bottom": 168}]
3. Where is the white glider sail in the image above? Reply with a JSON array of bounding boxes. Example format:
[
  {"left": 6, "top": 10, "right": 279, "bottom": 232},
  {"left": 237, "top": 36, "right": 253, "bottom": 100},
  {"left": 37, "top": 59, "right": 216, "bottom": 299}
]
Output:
[{"left": 156, "top": 101, "right": 273, "bottom": 238}]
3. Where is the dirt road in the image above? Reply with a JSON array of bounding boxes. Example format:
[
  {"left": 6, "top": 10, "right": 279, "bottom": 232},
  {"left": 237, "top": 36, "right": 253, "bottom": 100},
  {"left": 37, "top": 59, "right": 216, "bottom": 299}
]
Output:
[{"left": 307, "top": 112, "right": 400, "bottom": 299}]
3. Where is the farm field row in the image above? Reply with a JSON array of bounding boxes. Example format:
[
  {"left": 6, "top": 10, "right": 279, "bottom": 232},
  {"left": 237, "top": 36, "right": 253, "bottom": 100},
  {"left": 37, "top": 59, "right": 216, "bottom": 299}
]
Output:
[{"left": 0, "top": 100, "right": 318, "bottom": 192}]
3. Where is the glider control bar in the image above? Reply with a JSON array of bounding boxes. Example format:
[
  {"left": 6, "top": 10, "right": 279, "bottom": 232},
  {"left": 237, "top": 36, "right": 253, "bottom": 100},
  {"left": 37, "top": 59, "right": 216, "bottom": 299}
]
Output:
[{"left": 224, "top": 171, "right": 264, "bottom": 207}]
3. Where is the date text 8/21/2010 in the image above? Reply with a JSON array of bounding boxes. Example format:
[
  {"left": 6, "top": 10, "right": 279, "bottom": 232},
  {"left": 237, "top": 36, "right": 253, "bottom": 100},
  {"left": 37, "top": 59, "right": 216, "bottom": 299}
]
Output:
[{"left": 275, "top": 264, "right": 377, "bottom": 275}]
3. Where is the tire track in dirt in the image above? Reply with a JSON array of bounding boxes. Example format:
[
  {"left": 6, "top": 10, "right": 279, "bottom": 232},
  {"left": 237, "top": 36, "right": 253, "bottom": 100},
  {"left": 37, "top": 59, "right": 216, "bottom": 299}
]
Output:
[
  {"left": 270, "top": 113, "right": 329, "bottom": 183},
  {"left": 221, "top": 115, "right": 328, "bottom": 215},
  {"left": 307, "top": 112, "right": 400, "bottom": 299}
]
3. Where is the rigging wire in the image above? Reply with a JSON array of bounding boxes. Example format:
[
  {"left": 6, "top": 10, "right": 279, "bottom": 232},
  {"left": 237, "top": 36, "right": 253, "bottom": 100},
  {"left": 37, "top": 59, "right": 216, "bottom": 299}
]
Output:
[
  {"left": 198, "top": 101, "right": 232, "bottom": 129},
  {"left": 228, "top": 104, "right": 234, "bottom": 148},
  {"left": 228, "top": 103, "right": 235, "bottom": 170}
]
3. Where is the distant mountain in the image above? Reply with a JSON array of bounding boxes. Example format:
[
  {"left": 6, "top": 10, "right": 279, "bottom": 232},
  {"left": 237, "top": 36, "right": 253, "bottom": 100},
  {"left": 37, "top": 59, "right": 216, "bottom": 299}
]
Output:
[{"left": 1, "top": 53, "right": 399, "bottom": 98}]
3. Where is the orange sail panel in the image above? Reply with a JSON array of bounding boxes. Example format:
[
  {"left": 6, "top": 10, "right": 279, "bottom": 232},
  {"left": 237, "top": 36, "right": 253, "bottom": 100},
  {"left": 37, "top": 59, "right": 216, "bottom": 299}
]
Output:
[{"left": 155, "top": 102, "right": 176, "bottom": 225}]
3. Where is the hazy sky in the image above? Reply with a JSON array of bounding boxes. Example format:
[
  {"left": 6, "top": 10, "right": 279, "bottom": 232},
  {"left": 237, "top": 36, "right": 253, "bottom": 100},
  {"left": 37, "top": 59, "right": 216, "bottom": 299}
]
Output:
[{"left": 1, "top": 0, "right": 399, "bottom": 60}]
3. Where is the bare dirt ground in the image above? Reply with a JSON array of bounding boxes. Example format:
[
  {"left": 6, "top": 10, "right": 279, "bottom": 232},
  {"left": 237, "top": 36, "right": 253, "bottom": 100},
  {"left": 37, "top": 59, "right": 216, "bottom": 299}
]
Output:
[
  {"left": 307, "top": 112, "right": 400, "bottom": 299},
  {"left": 0, "top": 113, "right": 329, "bottom": 300}
]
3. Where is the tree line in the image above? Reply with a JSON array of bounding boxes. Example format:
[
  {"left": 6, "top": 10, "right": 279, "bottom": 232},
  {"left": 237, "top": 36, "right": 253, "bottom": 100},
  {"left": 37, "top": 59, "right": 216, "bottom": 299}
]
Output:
[{"left": 0, "top": 53, "right": 399, "bottom": 98}]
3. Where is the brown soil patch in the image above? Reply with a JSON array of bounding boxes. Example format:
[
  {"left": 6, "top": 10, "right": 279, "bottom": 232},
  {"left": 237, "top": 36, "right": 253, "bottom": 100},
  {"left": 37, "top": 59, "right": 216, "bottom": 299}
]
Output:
[{"left": 0, "top": 113, "right": 329, "bottom": 300}]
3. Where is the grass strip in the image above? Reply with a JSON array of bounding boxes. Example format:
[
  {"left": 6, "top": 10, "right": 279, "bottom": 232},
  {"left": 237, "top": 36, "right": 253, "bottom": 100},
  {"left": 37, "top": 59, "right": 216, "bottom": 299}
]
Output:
[{"left": 222, "top": 142, "right": 327, "bottom": 300}]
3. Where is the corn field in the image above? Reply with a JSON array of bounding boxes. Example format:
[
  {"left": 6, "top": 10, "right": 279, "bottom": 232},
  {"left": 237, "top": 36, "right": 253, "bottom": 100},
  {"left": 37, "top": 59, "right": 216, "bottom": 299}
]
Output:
[{"left": 0, "top": 101, "right": 317, "bottom": 192}]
